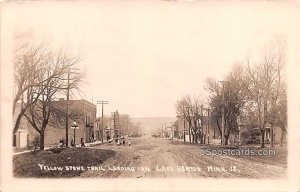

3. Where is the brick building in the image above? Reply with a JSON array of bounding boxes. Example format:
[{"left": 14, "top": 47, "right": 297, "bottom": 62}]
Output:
[{"left": 14, "top": 99, "right": 96, "bottom": 148}]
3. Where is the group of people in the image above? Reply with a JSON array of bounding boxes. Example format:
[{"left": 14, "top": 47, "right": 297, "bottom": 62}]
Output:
[
  {"left": 59, "top": 138, "right": 85, "bottom": 148},
  {"left": 117, "top": 137, "right": 131, "bottom": 146},
  {"left": 60, "top": 135, "right": 131, "bottom": 148},
  {"left": 89, "top": 133, "right": 95, "bottom": 143}
]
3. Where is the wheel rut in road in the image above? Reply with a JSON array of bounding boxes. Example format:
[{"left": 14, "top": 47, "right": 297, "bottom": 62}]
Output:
[{"left": 80, "top": 137, "right": 287, "bottom": 178}]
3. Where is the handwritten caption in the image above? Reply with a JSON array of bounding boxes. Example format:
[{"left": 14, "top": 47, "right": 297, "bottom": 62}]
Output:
[{"left": 38, "top": 164, "right": 240, "bottom": 173}]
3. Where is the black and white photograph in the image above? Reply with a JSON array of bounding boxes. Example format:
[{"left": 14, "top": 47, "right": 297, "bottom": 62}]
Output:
[{"left": 1, "top": 0, "right": 300, "bottom": 191}]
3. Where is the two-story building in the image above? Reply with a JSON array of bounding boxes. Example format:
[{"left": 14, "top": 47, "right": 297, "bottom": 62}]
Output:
[{"left": 14, "top": 99, "right": 96, "bottom": 148}]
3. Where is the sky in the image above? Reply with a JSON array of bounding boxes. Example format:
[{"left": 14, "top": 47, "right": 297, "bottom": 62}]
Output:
[{"left": 3, "top": 0, "right": 300, "bottom": 118}]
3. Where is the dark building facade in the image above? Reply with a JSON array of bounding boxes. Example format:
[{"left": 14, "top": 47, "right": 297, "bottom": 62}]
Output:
[{"left": 14, "top": 99, "right": 96, "bottom": 148}]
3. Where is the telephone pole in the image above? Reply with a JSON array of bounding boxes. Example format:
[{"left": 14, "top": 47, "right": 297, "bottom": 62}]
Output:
[
  {"left": 65, "top": 68, "right": 70, "bottom": 148},
  {"left": 203, "top": 108, "right": 211, "bottom": 145},
  {"left": 97, "top": 100, "right": 109, "bottom": 144},
  {"left": 219, "top": 80, "right": 225, "bottom": 146},
  {"left": 111, "top": 111, "right": 117, "bottom": 137},
  {"left": 65, "top": 68, "right": 80, "bottom": 148},
  {"left": 207, "top": 108, "right": 210, "bottom": 145},
  {"left": 183, "top": 118, "right": 186, "bottom": 143},
  {"left": 171, "top": 122, "right": 174, "bottom": 140}
]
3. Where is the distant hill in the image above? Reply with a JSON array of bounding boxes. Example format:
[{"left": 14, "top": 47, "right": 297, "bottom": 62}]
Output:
[{"left": 132, "top": 117, "right": 176, "bottom": 134}]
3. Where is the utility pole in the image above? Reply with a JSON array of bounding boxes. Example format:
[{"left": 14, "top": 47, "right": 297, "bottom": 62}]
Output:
[
  {"left": 183, "top": 118, "right": 186, "bottom": 143},
  {"left": 64, "top": 68, "right": 80, "bottom": 148},
  {"left": 200, "top": 105, "right": 203, "bottom": 144},
  {"left": 97, "top": 100, "right": 109, "bottom": 144},
  {"left": 219, "top": 80, "right": 225, "bottom": 146},
  {"left": 171, "top": 122, "right": 174, "bottom": 140},
  {"left": 207, "top": 108, "right": 210, "bottom": 145},
  {"left": 111, "top": 111, "right": 116, "bottom": 138},
  {"left": 65, "top": 68, "right": 70, "bottom": 148}
]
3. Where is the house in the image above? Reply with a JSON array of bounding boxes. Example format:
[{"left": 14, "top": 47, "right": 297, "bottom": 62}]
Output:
[
  {"left": 239, "top": 125, "right": 286, "bottom": 145},
  {"left": 175, "top": 115, "right": 216, "bottom": 143}
]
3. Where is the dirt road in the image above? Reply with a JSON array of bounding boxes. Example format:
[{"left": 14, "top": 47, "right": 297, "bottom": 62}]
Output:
[{"left": 80, "top": 136, "right": 287, "bottom": 178}]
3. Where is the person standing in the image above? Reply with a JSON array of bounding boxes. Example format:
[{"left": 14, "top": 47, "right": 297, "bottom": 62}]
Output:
[
  {"left": 128, "top": 139, "right": 131, "bottom": 146},
  {"left": 117, "top": 136, "right": 120, "bottom": 145},
  {"left": 81, "top": 138, "right": 85, "bottom": 147},
  {"left": 71, "top": 138, "right": 75, "bottom": 147}
]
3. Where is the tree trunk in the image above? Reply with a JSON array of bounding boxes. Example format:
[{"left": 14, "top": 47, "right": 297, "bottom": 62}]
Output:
[
  {"left": 225, "top": 135, "right": 229, "bottom": 145},
  {"left": 200, "top": 129, "right": 204, "bottom": 144},
  {"left": 40, "top": 131, "right": 45, "bottom": 150},
  {"left": 260, "top": 129, "right": 265, "bottom": 148},
  {"left": 189, "top": 127, "right": 191, "bottom": 144},
  {"left": 280, "top": 127, "right": 285, "bottom": 146},
  {"left": 270, "top": 125, "right": 274, "bottom": 147},
  {"left": 213, "top": 125, "right": 216, "bottom": 139},
  {"left": 262, "top": 101, "right": 267, "bottom": 148},
  {"left": 201, "top": 134, "right": 203, "bottom": 144}
]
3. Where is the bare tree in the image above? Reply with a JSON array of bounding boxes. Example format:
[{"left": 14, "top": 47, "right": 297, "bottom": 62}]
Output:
[
  {"left": 131, "top": 122, "right": 143, "bottom": 137},
  {"left": 118, "top": 114, "right": 133, "bottom": 136},
  {"left": 176, "top": 95, "right": 204, "bottom": 144},
  {"left": 205, "top": 64, "right": 247, "bottom": 145},
  {"left": 14, "top": 39, "right": 84, "bottom": 150},
  {"left": 244, "top": 43, "right": 285, "bottom": 147},
  {"left": 176, "top": 96, "right": 193, "bottom": 143},
  {"left": 13, "top": 40, "right": 50, "bottom": 145},
  {"left": 268, "top": 82, "right": 287, "bottom": 146}
]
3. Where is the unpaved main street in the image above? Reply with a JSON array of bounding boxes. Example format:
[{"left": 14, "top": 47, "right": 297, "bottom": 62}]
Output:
[{"left": 80, "top": 136, "right": 287, "bottom": 178}]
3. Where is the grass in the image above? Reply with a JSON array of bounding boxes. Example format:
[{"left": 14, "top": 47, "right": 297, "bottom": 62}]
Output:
[
  {"left": 232, "top": 145, "right": 288, "bottom": 165},
  {"left": 170, "top": 140, "right": 287, "bottom": 165},
  {"left": 13, "top": 147, "right": 116, "bottom": 178}
]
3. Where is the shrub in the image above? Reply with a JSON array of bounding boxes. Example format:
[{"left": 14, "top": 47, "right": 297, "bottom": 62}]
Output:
[{"left": 27, "top": 136, "right": 40, "bottom": 152}]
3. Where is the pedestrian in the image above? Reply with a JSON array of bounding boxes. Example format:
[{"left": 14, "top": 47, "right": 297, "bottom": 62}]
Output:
[
  {"left": 59, "top": 138, "right": 64, "bottom": 148},
  {"left": 123, "top": 138, "right": 125, "bottom": 146},
  {"left": 117, "top": 137, "right": 120, "bottom": 145},
  {"left": 71, "top": 138, "right": 75, "bottom": 147},
  {"left": 81, "top": 138, "right": 85, "bottom": 147},
  {"left": 128, "top": 139, "right": 131, "bottom": 146}
]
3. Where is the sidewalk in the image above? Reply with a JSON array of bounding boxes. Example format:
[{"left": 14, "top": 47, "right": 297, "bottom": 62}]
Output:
[
  {"left": 13, "top": 140, "right": 107, "bottom": 155},
  {"left": 13, "top": 147, "right": 51, "bottom": 155},
  {"left": 85, "top": 140, "right": 103, "bottom": 147}
]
